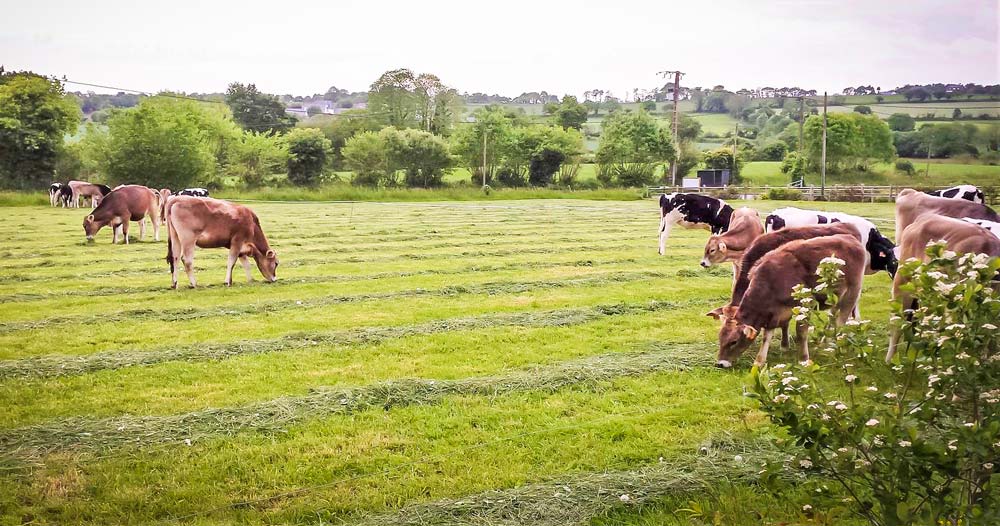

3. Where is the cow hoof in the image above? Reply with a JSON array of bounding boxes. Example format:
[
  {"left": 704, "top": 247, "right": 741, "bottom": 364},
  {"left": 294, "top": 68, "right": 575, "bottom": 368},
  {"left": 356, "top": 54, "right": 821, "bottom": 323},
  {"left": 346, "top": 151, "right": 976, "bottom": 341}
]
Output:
[
  {"left": 171, "top": 283, "right": 177, "bottom": 290},
  {"left": 715, "top": 360, "right": 732, "bottom": 369},
  {"left": 224, "top": 281, "right": 232, "bottom": 287},
  {"left": 752, "top": 361, "right": 765, "bottom": 368}
]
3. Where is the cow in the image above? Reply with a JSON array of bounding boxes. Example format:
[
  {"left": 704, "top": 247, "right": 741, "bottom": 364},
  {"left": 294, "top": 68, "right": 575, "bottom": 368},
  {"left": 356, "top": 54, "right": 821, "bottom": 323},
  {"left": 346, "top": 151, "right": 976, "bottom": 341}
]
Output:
[
  {"left": 962, "top": 218, "right": 1000, "bottom": 239},
  {"left": 925, "top": 184, "right": 984, "bottom": 204},
  {"left": 158, "top": 189, "right": 173, "bottom": 224},
  {"left": 709, "top": 234, "right": 866, "bottom": 369},
  {"left": 894, "top": 188, "right": 999, "bottom": 242},
  {"left": 710, "top": 222, "right": 865, "bottom": 351},
  {"left": 658, "top": 193, "right": 734, "bottom": 255},
  {"left": 886, "top": 215, "right": 1000, "bottom": 361},
  {"left": 67, "top": 180, "right": 112, "bottom": 209},
  {"left": 165, "top": 196, "right": 278, "bottom": 289},
  {"left": 177, "top": 188, "right": 210, "bottom": 197},
  {"left": 57, "top": 185, "right": 74, "bottom": 208},
  {"left": 700, "top": 207, "right": 764, "bottom": 280},
  {"left": 764, "top": 207, "right": 897, "bottom": 276},
  {"left": 83, "top": 185, "right": 161, "bottom": 243},
  {"left": 49, "top": 183, "right": 63, "bottom": 207}
]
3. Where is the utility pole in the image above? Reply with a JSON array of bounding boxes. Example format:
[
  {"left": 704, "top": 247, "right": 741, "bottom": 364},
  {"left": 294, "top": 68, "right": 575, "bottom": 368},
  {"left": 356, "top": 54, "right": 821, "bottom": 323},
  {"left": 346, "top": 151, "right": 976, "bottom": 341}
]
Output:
[
  {"left": 925, "top": 137, "right": 933, "bottom": 177},
  {"left": 658, "top": 70, "right": 685, "bottom": 185},
  {"left": 797, "top": 97, "right": 804, "bottom": 153},
  {"left": 482, "top": 128, "right": 489, "bottom": 188},
  {"left": 733, "top": 123, "right": 739, "bottom": 183},
  {"left": 821, "top": 91, "right": 828, "bottom": 199}
]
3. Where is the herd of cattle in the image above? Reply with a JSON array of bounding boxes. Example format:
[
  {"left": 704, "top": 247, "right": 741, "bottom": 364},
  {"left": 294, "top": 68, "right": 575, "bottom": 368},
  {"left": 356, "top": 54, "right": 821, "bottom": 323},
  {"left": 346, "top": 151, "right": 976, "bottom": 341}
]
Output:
[
  {"left": 44, "top": 180, "right": 999, "bottom": 369},
  {"left": 48, "top": 181, "right": 275, "bottom": 289},
  {"left": 658, "top": 184, "right": 1000, "bottom": 368}
]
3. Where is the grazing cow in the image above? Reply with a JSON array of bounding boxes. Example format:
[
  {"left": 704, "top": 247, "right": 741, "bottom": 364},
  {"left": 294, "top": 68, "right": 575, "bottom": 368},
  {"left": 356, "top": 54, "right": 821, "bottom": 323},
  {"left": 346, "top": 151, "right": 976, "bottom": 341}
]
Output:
[
  {"left": 925, "top": 184, "right": 984, "bottom": 204},
  {"left": 83, "top": 185, "right": 161, "bottom": 243},
  {"left": 894, "top": 188, "right": 999, "bottom": 241},
  {"left": 165, "top": 196, "right": 277, "bottom": 288},
  {"left": 49, "top": 183, "right": 63, "bottom": 207},
  {"left": 962, "top": 218, "right": 1000, "bottom": 239},
  {"left": 710, "top": 234, "right": 866, "bottom": 369},
  {"left": 67, "top": 180, "right": 111, "bottom": 209},
  {"left": 177, "top": 188, "right": 210, "bottom": 197},
  {"left": 886, "top": 215, "right": 1000, "bottom": 361},
  {"left": 700, "top": 207, "right": 764, "bottom": 280},
  {"left": 710, "top": 222, "right": 864, "bottom": 350},
  {"left": 57, "top": 185, "right": 74, "bottom": 208},
  {"left": 658, "top": 193, "right": 734, "bottom": 255},
  {"left": 764, "top": 207, "right": 897, "bottom": 276}
]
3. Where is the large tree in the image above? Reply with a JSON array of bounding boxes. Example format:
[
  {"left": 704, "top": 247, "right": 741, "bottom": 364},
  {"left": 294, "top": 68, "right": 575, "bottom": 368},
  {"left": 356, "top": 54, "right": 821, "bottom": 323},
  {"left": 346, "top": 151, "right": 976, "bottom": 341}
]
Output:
[
  {"left": 550, "top": 95, "right": 589, "bottom": 130},
  {"left": 368, "top": 69, "right": 460, "bottom": 134},
  {"left": 0, "top": 72, "right": 81, "bottom": 189},
  {"left": 225, "top": 82, "right": 297, "bottom": 134},
  {"left": 803, "top": 113, "right": 894, "bottom": 171},
  {"left": 595, "top": 110, "right": 675, "bottom": 187}
]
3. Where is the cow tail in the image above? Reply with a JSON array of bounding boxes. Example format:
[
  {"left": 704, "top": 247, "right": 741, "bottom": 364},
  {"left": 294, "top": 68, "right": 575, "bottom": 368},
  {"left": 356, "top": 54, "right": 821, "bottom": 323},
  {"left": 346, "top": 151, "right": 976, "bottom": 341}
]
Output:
[{"left": 165, "top": 199, "right": 174, "bottom": 273}]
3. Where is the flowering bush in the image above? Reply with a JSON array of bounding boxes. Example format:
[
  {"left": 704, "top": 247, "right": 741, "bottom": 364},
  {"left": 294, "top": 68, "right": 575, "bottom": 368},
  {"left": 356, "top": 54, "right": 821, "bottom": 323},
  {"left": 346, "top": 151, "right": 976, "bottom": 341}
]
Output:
[{"left": 749, "top": 245, "right": 1000, "bottom": 526}]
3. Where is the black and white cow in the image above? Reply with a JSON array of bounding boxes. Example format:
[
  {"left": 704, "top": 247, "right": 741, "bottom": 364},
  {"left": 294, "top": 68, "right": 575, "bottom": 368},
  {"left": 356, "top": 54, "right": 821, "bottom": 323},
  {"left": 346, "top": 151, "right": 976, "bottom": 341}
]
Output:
[
  {"left": 177, "top": 188, "right": 210, "bottom": 197},
  {"left": 57, "top": 185, "right": 74, "bottom": 208},
  {"left": 658, "top": 193, "right": 734, "bottom": 255},
  {"left": 764, "top": 207, "right": 897, "bottom": 276},
  {"left": 963, "top": 218, "right": 1000, "bottom": 239},
  {"left": 49, "top": 183, "right": 64, "bottom": 207},
  {"left": 926, "top": 185, "right": 984, "bottom": 204}
]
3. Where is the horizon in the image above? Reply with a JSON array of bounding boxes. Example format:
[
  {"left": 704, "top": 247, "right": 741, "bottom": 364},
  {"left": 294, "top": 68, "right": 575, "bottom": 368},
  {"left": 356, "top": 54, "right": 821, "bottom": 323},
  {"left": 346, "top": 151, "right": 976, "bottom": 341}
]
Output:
[{"left": 3, "top": 0, "right": 997, "bottom": 99}]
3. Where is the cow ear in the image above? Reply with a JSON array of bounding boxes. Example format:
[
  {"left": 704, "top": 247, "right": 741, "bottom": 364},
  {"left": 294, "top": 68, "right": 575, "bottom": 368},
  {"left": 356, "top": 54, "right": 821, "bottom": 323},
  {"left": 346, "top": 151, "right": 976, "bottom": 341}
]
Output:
[
  {"left": 706, "top": 307, "right": 725, "bottom": 320},
  {"left": 742, "top": 325, "right": 758, "bottom": 340},
  {"left": 266, "top": 249, "right": 276, "bottom": 259},
  {"left": 86, "top": 214, "right": 94, "bottom": 222}
]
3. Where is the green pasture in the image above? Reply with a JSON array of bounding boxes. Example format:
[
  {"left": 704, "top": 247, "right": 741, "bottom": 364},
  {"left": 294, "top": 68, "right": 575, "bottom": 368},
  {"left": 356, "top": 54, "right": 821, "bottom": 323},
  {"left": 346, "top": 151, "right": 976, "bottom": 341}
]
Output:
[
  {"left": 827, "top": 100, "right": 1000, "bottom": 118},
  {"left": 737, "top": 160, "right": 1000, "bottom": 188},
  {"left": 0, "top": 198, "right": 904, "bottom": 525}
]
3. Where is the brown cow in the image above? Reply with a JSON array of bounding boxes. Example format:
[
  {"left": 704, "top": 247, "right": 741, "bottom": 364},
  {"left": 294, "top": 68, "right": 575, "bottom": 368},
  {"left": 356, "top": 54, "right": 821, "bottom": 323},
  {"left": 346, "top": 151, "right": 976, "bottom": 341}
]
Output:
[
  {"left": 886, "top": 215, "right": 1000, "bottom": 361},
  {"left": 894, "top": 188, "right": 999, "bottom": 242},
  {"left": 710, "top": 234, "right": 866, "bottom": 369},
  {"left": 68, "top": 181, "right": 111, "bottom": 209},
  {"left": 700, "top": 207, "right": 764, "bottom": 279},
  {"left": 158, "top": 189, "right": 172, "bottom": 225},
  {"left": 83, "top": 185, "right": 161, "bottom": 243},
  {"left": 165, "top": 196, "right": 278, "bottom": 288}
]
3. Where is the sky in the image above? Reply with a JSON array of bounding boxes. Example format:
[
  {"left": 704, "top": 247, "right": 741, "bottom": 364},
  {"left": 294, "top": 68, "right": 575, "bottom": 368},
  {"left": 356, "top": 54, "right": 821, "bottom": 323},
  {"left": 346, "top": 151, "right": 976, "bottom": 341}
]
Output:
[{"left": 2, "top": 0, "right": 997, "bottom": 98}]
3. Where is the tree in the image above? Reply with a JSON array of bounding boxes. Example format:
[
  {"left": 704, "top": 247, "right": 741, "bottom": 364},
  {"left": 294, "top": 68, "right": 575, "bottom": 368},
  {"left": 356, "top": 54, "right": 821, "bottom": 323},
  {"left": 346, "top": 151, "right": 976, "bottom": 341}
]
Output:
[
  {"left": 306, "top": 105, "right": 323, "bottom": 117},
  {"left": 229, "top": 131, "right": 288, "bottom": 187},
  {"left": 887, "top": 113, "right": 916, "bottom": 132},
  {"left": 875, "top": 95, "right": 884, "bottom": 103},
  {"left": 952, "top": 108, "right": 962, "bottom": 120},
  {"left": 528, "top": 149, "right": 565, "bottom": 186},
  {"left": 0, "top": 72, "right": 81, "bottom": 189},
  {"left": 225, "top": 82, "right": 297, "bottom": 134},
  {"left": 314, "top": 110, "right": 381, "bottom": 169},
  {"left": 702, "top": 148, "right": 744, "bottom": 180},
  {"left": 367, "top": 68, "right": 418, "bottom": 128},
  {"left": 674, "top": 142, "right": 702, "bottom": 181},
  {"left": 642, "top": 101, "right": 657, "bottom": 112},
  {"left": 342, "top": 130, "right": 390, "bottom": 186},
  {"left": 803, "top": 113, "right": 894, "bottom": 172},
  {"left": 853, "top": 105, "right": 872, "bottom": 115},
  {"left": 450, "top": 105, "right": 516, "bottom": 185},
  {"left": 595, "top": 110, "right": 675, "bottom": 187},
  {"left": 344, "top": 127, "right": 453, "bottom": 188},
  {"left": 285, "top": 128, "right": 331, "bottom": 186},
  {"left": 550, "top": 96, "right": 589, "bottom": 130}
]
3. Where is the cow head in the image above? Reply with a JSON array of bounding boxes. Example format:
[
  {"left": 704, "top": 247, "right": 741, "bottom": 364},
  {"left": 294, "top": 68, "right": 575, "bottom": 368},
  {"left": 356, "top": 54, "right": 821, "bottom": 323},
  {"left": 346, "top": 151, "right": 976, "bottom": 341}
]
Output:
[
  {"left": 701, "top": 236, "right": 728, "bottom": 267},
  {"left": 707, "top": 306, "right": 757, "bottom": 368},
  {"left": 253, "top": 248, "right": 279, "bottom": 282},
  {"left": 83, "top": 214, "right": 102, "bottom": 241},
  {"left": 866, "top": 228, "right": 898, "bottom": 277}
]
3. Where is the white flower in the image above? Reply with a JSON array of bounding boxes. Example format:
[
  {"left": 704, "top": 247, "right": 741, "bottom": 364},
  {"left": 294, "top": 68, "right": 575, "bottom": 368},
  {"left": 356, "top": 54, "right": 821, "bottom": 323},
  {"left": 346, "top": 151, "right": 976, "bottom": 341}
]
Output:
[
  {"left": 827, "top": 400, "right": 842, "bottom": 406},
  {"left": 935, "top": 282, "right": 957, "bottom": 295},
  {"left": 984, "top": 324, "right": 998, "bottom": 330},
  {"left": 820, "top": 256, "right": 845, "bottom": 266},
  {"left": 773, "top": 363, "right": 787, "bottom": 370},
  {"left": 873, "top": 436, "right": 884, "bottom": 446},
  {"left": 807, "top": 404, "right": 820, "bottom": 410},
  {"left": 845, "top": 374, "right": 857, "bottom": 383},
  {"left": 948, "top": 440, "right": 958, "bottom": 451},
  {"left": 184, "top": 438, "right": 192, "bottom": 446},
  {"left": 802, "top": 504, "right": 813, "bottom": 512},
  {"left": 956, "top": 352, "right": 971, "bottom": 360},
  {"left": 734, "top": 455, "right": 743, "bottom": 463},
  {"left": 985, "top": 463, "right": 995, "bottom": 470},
  {"left": 619, "top": 494, "right": 630, "bottom": 502},
  {"left": 964, "top": 422, "right": 976, "bottom": 428},
  {"left": 883, "top": 393, "right": 897, "bottom": 399},
  {"left": 799, "top": 459, "right": 813, "bottom": 469},
  {"left": 773, "top": 394, "right": 790, "bottom": 403},
  {"left": 795, "top": 314, "right": 807, "bottom": 321},
  {"left": 926, "top": 271, "right": 947, "bottom": 280},
  {"left": 928, "top": 375, "right": 941, "bottom": 386},
  {"left": 781, "top": 376, "right": 799, "bottom": 385},
  {"left": 844, "top": 319, "right": 860, "bottom": 326},
  {"left": 834, "top": 403, "right": 848, "bottom": 411},
  {"left": 942, "top": 250, "right": 957, "bottom": 260},
  {"left": 865, "top": 419, "right": 879, "bottom": 427},
  {"left": 898, "top": 440, "right": 911, "bottom": 447},
  {"left": 814, "top": 283, "right": 828, "bottom": 292},
  {"left": 866, "top": 386, "right": 878, "bottom": 392}
]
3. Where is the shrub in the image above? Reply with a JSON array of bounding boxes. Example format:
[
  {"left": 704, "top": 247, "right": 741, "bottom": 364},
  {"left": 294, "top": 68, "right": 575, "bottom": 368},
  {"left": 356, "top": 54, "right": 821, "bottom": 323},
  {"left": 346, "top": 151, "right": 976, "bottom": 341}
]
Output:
[
  {"left": 853, "top": 105, "right": 872, "bottom": 115},
  {"left": 750, "top": 250, "right": 1000, "bottom": 526},
  {"left": 894, "top": 158, "right": 915, "bottom": 176},
  {"left": 495, "top": 168, "right": 527, "bottom": 187},
  {"left": 286, "top": 128, "right": 331, "bottom": 186},
  {"left": 887, "top": 113, "right": 916, "bottom": 132},
  {"left": 528, "top": 148, "right": 565, "bottom": 186},
  {"left": 756, "top": 141, "right": 788, "bottom": 161},
  {"left": 763, "top": 188, "right": 803, "bottom": 200}
]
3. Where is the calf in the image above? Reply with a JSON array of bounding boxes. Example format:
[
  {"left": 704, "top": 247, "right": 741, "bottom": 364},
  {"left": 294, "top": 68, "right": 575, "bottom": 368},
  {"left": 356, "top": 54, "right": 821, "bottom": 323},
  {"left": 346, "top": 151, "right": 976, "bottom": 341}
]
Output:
[
  {"left": 83, "top": 185, "right": 161, "bottom": 243},
  {"left": 886, "top": 215, "right": 1000, "bottom": 361},
  {"left": 963, "top": 218, "right": 1000, "bottom": 239},
  {"left": 68, "top": 180, "right": 110, "bottom": 209},
  {"left": 177, "top": 188, "right": 210, "bottom": 197},
  {"left": 895, "top": 188, "right": 999, "bottom": 241},
  {"left": 165, "top": 196, "right": 278, "bottom": 288},
  {"left": 709, "top": 222, "right": 864, "bottom": 350},
  {"left": 765, "top": 207, "right": 896, "bottom": 276},
  {"left": 658, "top": 193, "right": 734, "bottom": 255},
  {"left": 926, "top": 184, "right": 984, "bottom": 204},
  {"left": 700, "top": 207, "right": 764, "bottom": 280},
  {"left": 48, "top": 183, "right": 63, "bottom": 207},
  {"left": 58, "top": 185, "right": 74, "bottom": 208},
  {"left": 712, "top": 234, "right": 866, "bottom": 368}
]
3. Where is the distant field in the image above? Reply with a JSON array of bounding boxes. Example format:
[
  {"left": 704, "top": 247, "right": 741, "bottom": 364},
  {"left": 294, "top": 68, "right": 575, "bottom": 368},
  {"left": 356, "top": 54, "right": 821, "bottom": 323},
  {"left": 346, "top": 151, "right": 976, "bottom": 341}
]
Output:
[
  {"left": 686, "top": 113, "right": 738, "bottom": 136},
  {"left": 826, "top": 100, "right": 1000, "bottom": 118},
  {"left": 737, "top": 159, "right": 1000, "bottom": 188}
]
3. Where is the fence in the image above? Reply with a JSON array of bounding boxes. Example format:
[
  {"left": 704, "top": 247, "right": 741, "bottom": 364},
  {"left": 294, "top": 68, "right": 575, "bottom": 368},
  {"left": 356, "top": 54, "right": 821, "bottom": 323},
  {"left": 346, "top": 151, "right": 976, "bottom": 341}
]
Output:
[{"left": 645, "top": 185, "right": 1000, "bottom": 205}]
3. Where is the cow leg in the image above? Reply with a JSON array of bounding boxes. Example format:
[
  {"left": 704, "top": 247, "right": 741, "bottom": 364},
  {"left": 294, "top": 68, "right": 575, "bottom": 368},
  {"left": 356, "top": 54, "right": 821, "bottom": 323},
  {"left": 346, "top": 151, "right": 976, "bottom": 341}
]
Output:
[
  {"left": 152, "top": 215, "right": 160, "bottom": 242},
  {"left": 112, "top": 224, "right": 120, "bottom": 244},
  {"left": 780, "top": 321, "right": 790, "bottom": 349},
  {"left": 224, "top": 247, "right": 240, "bottom": 286},
  {"left": 182, "top": 245, "right": 197, "bottom": 288},
  {"left": 121, "top": 220, "right": 130, "bottom": 245},
  {"left": 139, "top": 218, "right": 146, "bottom": 241},
  {"left": 240, "top": 255, "right": 254, "bottom": 282},
  {"left": 797, "top": 321, "right": 811, "bottom": 365},
  {"left": 658, "top": 217, "right": 674, "bottom": 255},
  {"left": 752, "top": 329, "right": 775, "bottom": 368}
]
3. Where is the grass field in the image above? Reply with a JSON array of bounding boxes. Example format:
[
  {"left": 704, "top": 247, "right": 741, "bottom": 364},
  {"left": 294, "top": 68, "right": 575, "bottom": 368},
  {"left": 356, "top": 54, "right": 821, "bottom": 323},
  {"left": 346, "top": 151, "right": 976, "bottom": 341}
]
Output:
[
  {"left": 0, "top": 198, "right": 903, "bottom": 525},
  {"left": 738, "top": 160, "right": 1000, "bottom": 187},
  {"left": 827, "top": 100, "right": 1000, "bottom": 118}
]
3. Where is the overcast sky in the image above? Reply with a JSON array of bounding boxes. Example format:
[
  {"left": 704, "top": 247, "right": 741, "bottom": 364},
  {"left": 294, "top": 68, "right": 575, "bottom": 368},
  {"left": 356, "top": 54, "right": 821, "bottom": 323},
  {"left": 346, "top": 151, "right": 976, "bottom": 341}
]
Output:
[{"left": 3, "top": 0, "right": 997, "bottom": 98}]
